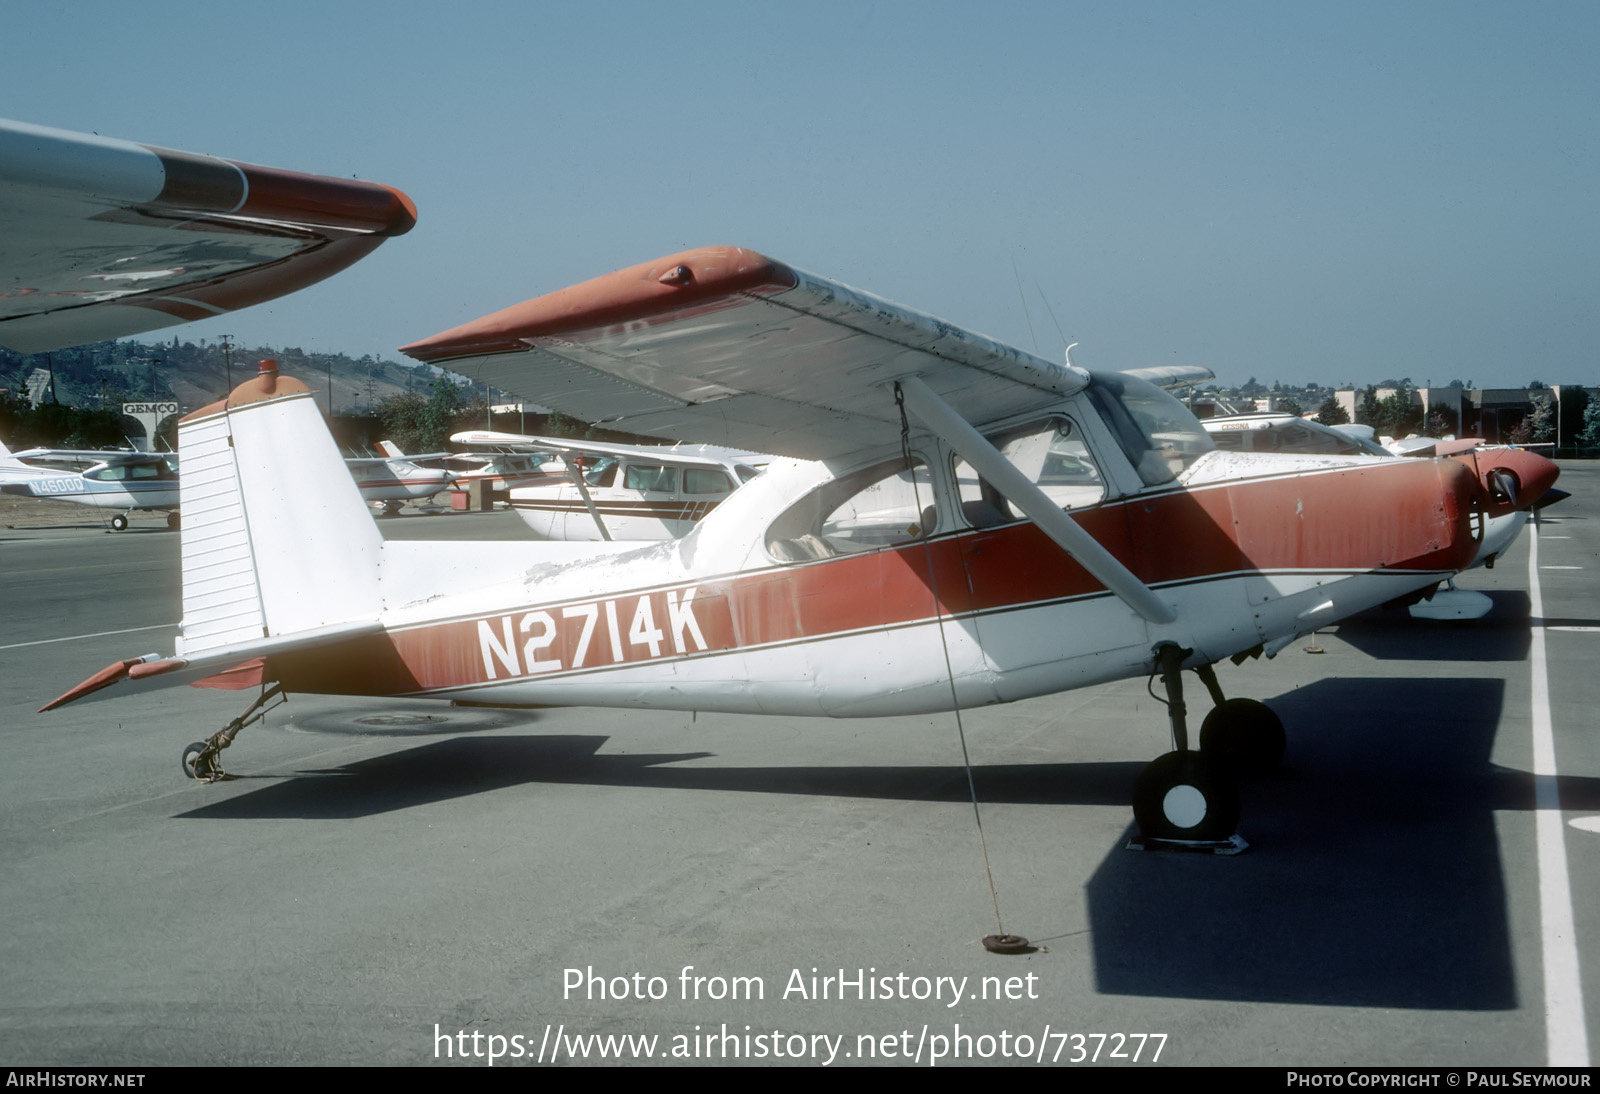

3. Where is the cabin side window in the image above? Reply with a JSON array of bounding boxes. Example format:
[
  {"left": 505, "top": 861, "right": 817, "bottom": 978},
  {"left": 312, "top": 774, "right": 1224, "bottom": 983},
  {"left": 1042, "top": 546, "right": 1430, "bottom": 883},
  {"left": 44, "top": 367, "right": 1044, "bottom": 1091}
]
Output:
[
  {"left": 765, "top": 457, "right": 936, "bottom": 563},
  {"left": 582, "top": 458, "right": 618, "bottom": 487},
  {"left": 953, "top": 417, "right": 1104, "bottom": 527},
  {"left": 684, "top": 468, "right": 735, "bottom": 495},
  {"left": 624, "top": 464, "right": 677, "bottom": 492}
]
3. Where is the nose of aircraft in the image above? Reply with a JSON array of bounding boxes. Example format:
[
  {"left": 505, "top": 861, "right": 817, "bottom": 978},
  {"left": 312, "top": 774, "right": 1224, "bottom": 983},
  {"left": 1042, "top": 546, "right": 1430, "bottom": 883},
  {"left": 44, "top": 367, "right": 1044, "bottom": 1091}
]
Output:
[{"left": 1463, "top": 448, "right": 1561, "bottom": 515}]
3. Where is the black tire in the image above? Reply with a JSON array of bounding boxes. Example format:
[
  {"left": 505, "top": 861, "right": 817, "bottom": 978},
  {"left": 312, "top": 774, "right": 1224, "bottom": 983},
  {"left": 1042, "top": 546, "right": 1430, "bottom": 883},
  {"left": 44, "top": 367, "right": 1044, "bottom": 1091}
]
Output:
[
  {"left": 181, "top": 741, "right": 211, "bottom": 780},
  {"left": 1200, "top": 698, "right": 1286, "bottom": 776},
  {"left": 167, "top": 511, "right": 181, "bottom": 530},
  {"left": 111, "top": 514, "right": 129, "bottom": 531},
  {"left": 1132, "top": 751, "right": 1240, "bottom": 842}
]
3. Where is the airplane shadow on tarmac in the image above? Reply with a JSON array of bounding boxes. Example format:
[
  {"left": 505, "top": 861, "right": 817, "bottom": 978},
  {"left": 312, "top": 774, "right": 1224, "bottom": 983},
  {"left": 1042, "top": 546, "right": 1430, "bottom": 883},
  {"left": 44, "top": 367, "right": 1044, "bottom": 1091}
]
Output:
[
  {"left": 1090, "top": 675, "right": 1600, "bottom": 1009},
  {"left": 1331, "top": 591, "right": 1534, "bottom": 662},
  {"left": 175, "top": 674, "right": 1600, "bottom": 1010}
]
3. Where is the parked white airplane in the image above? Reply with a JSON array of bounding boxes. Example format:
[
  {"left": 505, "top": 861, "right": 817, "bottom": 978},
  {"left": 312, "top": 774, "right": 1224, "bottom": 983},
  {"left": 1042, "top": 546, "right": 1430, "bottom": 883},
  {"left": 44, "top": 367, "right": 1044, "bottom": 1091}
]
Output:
[
  {"left": 44, "top": 249, "right": 1559, "bottom": 850},
  {"left": 344, "top": 447, "right": 456, "bottom": 514},
  {"left": 450, "top": 430, "right": 769, "bottom": 540},
  {"left": 375, "top": 439, "right": 556, "bottom": 497},
  {"left": 0, "top": 439, "right": 180, "bottom": 528}
]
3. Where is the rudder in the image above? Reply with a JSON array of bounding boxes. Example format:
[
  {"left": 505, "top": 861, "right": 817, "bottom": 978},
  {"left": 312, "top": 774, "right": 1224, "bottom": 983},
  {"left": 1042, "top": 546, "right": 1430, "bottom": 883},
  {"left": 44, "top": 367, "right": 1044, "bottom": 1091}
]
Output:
[{"left": 176, "top": 360, "right": 382, "bottom": 659}]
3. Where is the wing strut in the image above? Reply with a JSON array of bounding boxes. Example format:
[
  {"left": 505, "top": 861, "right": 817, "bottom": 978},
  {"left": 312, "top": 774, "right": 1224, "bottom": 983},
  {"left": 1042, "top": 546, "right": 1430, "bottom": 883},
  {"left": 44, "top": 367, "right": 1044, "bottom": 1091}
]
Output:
[
  {"left": 895, "top": 376, "right": 1177, "bottom": 625},
  {"left": 568, "top": 459, "right": 612, "bottom": 542}
]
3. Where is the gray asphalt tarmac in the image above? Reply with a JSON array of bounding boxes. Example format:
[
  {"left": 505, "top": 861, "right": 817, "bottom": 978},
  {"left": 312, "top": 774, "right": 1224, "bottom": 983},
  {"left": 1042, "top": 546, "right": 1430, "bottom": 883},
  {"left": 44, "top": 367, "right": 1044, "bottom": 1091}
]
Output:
[{"left": 1, "top": 472, "right": 1596, "bottom": 1067}]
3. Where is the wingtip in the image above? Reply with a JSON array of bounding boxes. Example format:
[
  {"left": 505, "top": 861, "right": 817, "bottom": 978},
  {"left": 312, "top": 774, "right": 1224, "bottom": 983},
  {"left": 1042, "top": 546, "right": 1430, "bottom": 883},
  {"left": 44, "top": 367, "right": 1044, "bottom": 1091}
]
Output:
[{"left": 398, "top": 246, "right": 794, "bottom": 364}]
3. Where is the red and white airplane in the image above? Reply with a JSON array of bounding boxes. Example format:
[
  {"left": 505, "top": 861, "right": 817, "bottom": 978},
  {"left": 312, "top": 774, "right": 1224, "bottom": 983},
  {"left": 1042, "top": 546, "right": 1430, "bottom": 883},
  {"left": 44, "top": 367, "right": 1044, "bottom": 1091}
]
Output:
[
  {"left": 343, "top": 447, "right": 456, "bottom": 514},
  {"left": 376, "top": 438, "right": 559, "bottom": 497},
  {"left": 42, "top": 247, "right": 1559, "bottom": 846}
]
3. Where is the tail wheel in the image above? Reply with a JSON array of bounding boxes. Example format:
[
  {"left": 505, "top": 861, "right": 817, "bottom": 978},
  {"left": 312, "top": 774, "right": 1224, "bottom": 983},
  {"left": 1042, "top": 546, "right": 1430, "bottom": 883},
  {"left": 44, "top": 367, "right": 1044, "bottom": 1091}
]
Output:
[
  {"left": 1200, "top": 698, "right": 1286, "bottom": 776},
  {"left": 181, "top": 741, "right": 215, "bottom": 780},
  {"left": 1132, "top": 751, "right": 1240, "bottom": 843}
]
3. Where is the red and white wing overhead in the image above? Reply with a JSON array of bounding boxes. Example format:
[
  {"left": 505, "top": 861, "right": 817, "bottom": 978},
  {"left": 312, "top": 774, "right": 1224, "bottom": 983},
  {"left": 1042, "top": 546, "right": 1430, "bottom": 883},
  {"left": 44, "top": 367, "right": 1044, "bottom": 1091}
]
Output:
[
  {"left": 400, "top": 247, "right": 1086, "bottom": 462},
  {"left": 0, "top": 118, "right": 416, "bottom": 354}
]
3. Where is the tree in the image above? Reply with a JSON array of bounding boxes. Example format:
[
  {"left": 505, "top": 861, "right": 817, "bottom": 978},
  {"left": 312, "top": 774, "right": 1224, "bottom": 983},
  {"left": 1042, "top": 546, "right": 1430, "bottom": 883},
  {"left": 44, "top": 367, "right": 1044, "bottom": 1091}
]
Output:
[
  {"left": 1510, "top": 395, "right": 1555, "bottom": 445},
  {"left": 1315, "top": 395, "right": 1350, "bottom": 426},
  {"left": 1578, "top": 397, "right": 1600, "bottom": 448},
  {"left": 543, "top": 410, "right": 579, "bottom": 438},
  {"left": 1424, "top": 407, "right": 1459, "bottom": 438},
  {"left": 376, "top": 391, "right": 426, "bottom": 453},
  {"left": 1354, "top": 386, "right": 1382, "bottom": 426},
  {"left": 376, "top": 377, "right": 470, "bottom": 453},
  {"left": 1375, "top": 390, "right": 1422, "bottom": 437},
  {"left": 1277, "top": 397, "right": 1304, "bottom": 417}
]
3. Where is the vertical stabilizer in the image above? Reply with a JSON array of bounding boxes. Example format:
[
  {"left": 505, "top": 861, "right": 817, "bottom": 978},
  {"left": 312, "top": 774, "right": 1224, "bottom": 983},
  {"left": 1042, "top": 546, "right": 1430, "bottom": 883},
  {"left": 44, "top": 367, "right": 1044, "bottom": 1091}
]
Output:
[{"left": 176, "top": 361, "right": 383, "bottom": 658}]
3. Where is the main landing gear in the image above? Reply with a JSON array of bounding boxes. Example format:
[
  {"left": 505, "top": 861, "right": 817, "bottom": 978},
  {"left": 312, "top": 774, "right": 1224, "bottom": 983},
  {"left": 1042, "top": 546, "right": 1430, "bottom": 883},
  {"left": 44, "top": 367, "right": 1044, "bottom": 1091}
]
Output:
[
  {"left": 181, "top": 684, "right": 285, "bottom": 782},
  {"left": 1130, "top": 644, "right": 1285, "bottom": 852}
]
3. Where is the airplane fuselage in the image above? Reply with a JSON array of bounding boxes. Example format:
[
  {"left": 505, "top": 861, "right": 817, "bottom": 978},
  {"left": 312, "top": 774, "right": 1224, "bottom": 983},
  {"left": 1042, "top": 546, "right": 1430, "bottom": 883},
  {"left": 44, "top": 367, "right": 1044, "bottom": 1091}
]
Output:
[
  {"left": 0, "top": 468, "right": 179, "bottom": 512},
  {"left": 251, "top": 444, "right": 1484, "bottom": 718}
]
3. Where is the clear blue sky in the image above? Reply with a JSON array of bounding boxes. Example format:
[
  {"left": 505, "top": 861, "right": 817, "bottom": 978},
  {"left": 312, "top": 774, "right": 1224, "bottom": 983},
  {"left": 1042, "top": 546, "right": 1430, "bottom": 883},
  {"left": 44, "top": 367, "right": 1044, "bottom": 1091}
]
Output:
[{"left": 8, "top": 1, "right": 1596, "bottom": 389}]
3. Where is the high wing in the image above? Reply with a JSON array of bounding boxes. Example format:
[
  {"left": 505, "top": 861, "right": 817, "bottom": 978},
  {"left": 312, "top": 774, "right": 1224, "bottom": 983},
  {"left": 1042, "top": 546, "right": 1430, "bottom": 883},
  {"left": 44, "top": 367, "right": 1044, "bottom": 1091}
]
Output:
[
  {"left": 450, "top": 429, "right": 770, "bottom": 471},
  {"left": 401, "top": 246, "right": 1085, "bottom": 460},
  {"left": 6, "top": 445, "right": 176, "bottom": 472},
  {"left": 0, "top": 118, "right": 416, "bottom": 354},
  {"left": 1121, "top": 365, "right": 1214, "bottom": 390}
]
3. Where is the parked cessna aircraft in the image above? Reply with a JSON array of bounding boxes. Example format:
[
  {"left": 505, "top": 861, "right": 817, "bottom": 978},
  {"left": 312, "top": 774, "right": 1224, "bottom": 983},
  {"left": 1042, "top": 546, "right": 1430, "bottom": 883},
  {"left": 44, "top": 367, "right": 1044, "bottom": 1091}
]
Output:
[
  {"left": 42, "top": 247, "right": 1559, "bottom": 847},
  {"left": 375, "top": 440, "right": 558, "bottom": 497},
  {"left": 344, "top": 450, "right": 456, "bottom": 514},
  {"left": 1202, "top": 411, "right": 1389, "bottom": 457},
  {"left": 0, "top": 439, "right": 180, "bottom": 528},
  {"left": 450, "top": 429, "right": 769, "bottom": 541}
]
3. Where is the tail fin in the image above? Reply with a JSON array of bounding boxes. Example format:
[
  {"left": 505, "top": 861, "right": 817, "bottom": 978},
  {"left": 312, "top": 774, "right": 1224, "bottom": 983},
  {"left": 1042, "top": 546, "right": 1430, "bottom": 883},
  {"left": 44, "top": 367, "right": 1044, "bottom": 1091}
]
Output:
[
  {"left": 377, "top": 439, "right": 405, "bottom": 458},
  {"left": 0, "top": 438, "right": 30, "bottom": 469},
  {"left": 176, "top": 360, "right": 383, "bottom": 659}
]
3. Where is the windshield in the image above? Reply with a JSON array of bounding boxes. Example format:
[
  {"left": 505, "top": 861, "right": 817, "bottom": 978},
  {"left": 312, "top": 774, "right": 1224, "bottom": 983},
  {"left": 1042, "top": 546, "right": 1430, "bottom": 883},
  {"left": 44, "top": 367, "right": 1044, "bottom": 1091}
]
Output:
[{"left": 1084, "top": 371, "right": 1214, "bottom": 485}]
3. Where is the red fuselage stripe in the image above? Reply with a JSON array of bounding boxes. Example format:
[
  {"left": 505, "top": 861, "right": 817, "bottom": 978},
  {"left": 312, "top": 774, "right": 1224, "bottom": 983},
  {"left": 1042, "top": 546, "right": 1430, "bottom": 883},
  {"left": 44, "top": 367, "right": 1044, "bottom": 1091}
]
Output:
[{"left": 267, "top": 458, "right": 1476, "bottom": 697}]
